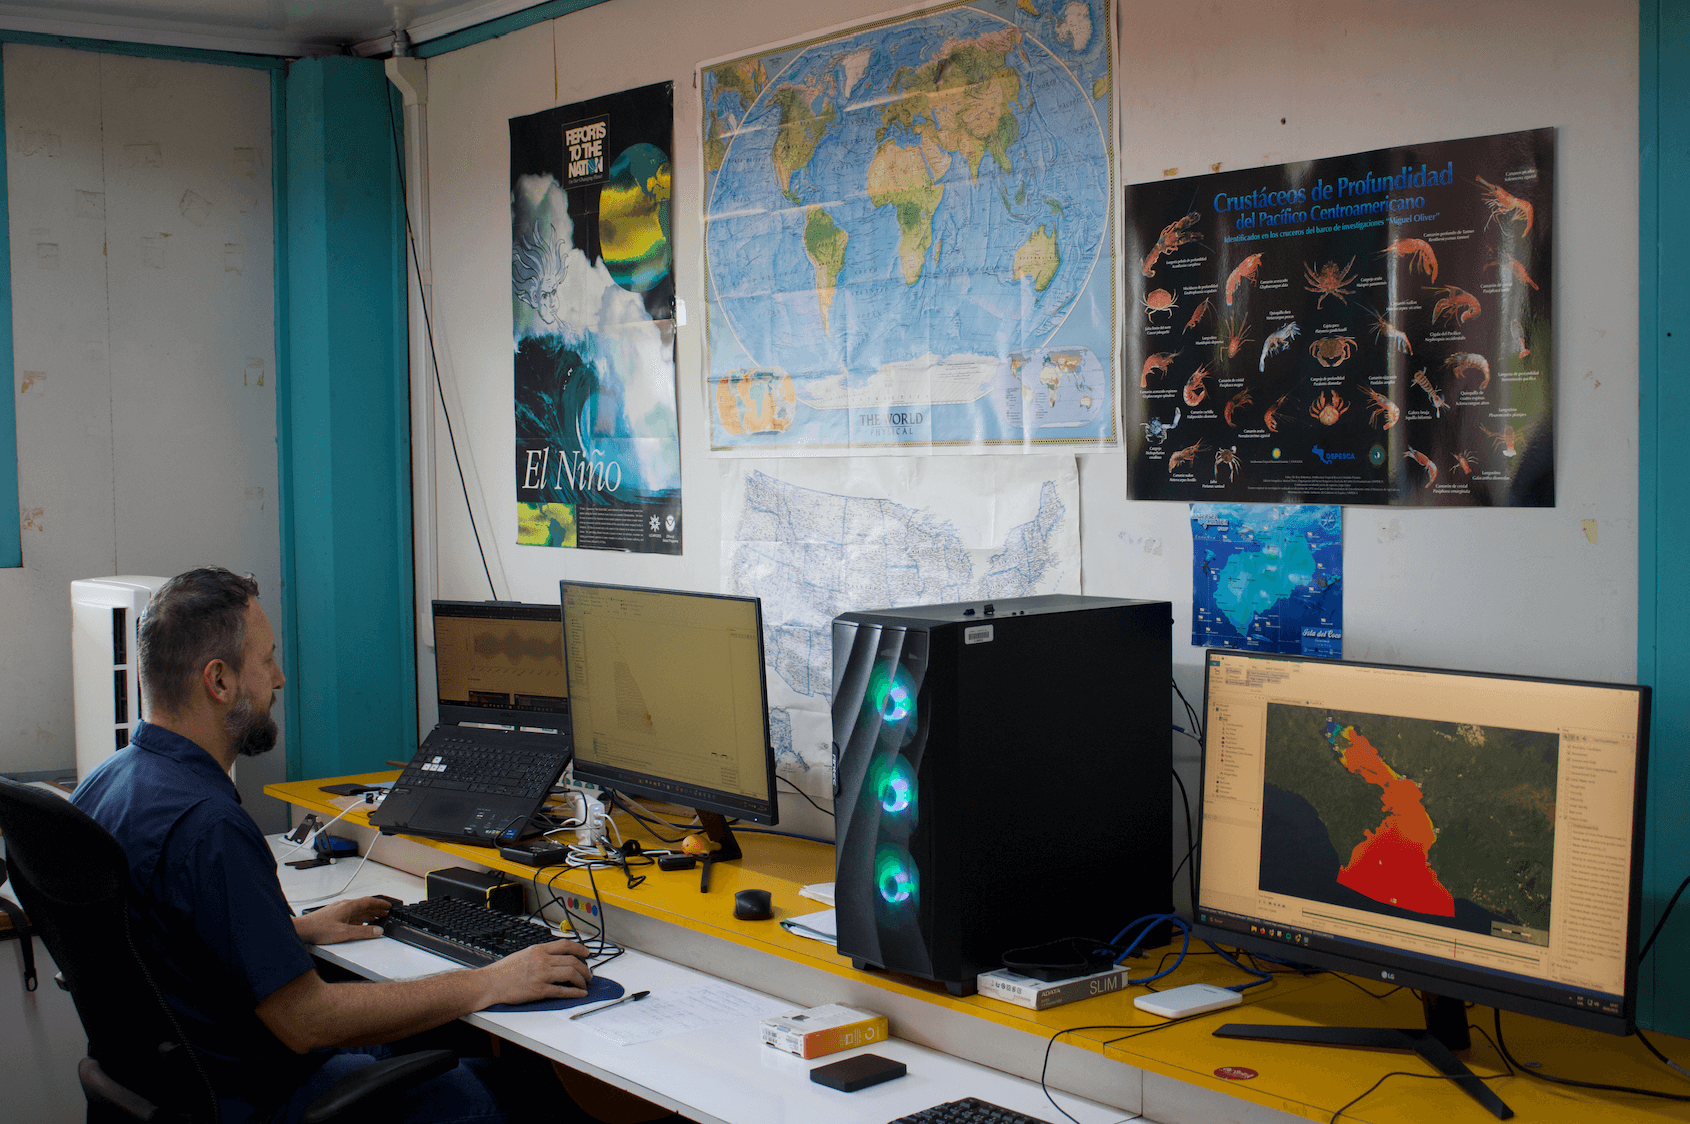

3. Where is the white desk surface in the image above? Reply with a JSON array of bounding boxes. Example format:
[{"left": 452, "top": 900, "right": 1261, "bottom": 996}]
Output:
[{"left": 270, "top": 836, "right": 1135, "bottom": 1124}]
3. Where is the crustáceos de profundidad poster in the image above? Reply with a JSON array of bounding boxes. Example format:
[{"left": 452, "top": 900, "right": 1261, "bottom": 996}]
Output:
[
  {"left": 1125, "top": 128, "right": 1554, "bottom": 507},
  {"left": 512, "top": 81, "right": 681, "bottom": 552}
]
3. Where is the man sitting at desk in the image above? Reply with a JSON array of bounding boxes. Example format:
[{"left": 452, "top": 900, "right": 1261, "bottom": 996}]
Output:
[{"left": 73, "top": 567, "right": 596, "bottom": 1124}]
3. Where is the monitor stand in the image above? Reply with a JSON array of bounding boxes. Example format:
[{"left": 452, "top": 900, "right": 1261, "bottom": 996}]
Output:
[
  {"left": 1212, "top": 992, "right": 1514, "bottom": 1120},
  {"left": 695, "top": 810, "right": 743, "bottom": 862}
]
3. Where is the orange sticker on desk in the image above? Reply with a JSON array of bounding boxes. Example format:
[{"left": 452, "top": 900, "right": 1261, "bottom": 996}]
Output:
[{"left": 1214, "top": 1066, "right": 1258, "bottom": 1081}]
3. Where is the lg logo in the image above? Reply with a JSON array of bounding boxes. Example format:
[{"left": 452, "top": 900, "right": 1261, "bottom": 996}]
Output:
[{"left": 1380, "top": 971, "right": 1396, "bottom": 981}]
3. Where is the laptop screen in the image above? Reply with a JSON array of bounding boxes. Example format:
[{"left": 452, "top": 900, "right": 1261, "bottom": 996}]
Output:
[{"left": 432, "top": 601, "right": 569, "bottom": 729}]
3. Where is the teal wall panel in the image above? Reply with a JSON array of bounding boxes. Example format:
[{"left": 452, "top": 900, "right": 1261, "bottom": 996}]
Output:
[
  {"left": 1638, "top": 0, "right": 1690, "bottom": 1036},
  {"left": 282, "top": 56, "right": 416, "bottom": 780},
  {"left": 0, "top": 50, "right": 16, "bottom": 569}
]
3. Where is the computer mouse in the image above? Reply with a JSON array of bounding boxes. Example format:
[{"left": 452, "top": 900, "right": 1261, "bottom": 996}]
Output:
[{"left": 733, "top": 888, "right": 774, "bottom": 921}]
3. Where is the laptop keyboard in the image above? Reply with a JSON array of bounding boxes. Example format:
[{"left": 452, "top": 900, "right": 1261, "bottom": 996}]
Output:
[{"left": 395, "top": 734, "right": 568, "bottom": 800}]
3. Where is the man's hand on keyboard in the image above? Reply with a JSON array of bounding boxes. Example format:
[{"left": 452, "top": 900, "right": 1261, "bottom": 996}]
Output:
[
  {"left": 476, "top": 937, "right": 594, "bottom": 1006},
  {"left": 293, "top": 895, "right": 393, "bottom": 946}
]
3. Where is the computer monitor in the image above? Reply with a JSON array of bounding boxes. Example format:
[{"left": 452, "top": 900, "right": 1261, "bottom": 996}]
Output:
[
  {"left": 559, "top": 581, "right": 778, "bottom": 860},
  {"left": 1194, "top": 649, "right": 1649, "bottom": 1118},
  {"left": 432, "top": 600, "right": 569, "bottom": 729}
]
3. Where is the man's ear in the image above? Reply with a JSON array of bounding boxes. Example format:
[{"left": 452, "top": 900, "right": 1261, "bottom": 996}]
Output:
[{"left": 201, "top": 658, "right": 236, "bottom": 706}]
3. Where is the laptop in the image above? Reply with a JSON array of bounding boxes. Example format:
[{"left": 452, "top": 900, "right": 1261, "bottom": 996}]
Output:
[{"left": 371, "top": 601, "right": 573, "bottom": 845}]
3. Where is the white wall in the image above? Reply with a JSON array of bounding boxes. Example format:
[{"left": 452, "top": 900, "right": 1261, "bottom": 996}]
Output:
[
  {"left": 414, "top": 0, "right": 1639, "bottom": 863},
  {"left": 0, "top": 45, "right": 283, "bottom": 816}
]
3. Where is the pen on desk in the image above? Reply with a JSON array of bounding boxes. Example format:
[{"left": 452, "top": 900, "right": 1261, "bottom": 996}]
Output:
[
  {"left": 568, "top": 990, "right": 650, "bottom": 1020},
  {"left": 699, "top": 857, "right": 711, "bottom": 893}
]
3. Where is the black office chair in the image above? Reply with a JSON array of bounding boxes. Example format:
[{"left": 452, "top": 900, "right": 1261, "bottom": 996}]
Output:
[{"left": 0, "top": 776, "right": 454, "bottom": 1124}]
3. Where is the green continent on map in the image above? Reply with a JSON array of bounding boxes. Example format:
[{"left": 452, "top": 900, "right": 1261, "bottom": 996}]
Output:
[
  {"left": 880, "top": 29, "right": 1023, "bottom": 181},
  {"left": 1213, "top": 534, "right": 1318, "bottom": 635},
  {"left": 1013, "top": 225, "right": 1060, "bottom": 291},
  {"left": 772, "top": 86, "right": 837, "bottom": 204},
  {"left": 868, "top": 141, "right": 948, "bottom": 285},
  {"left": 803, "top": 207, "right": 849, "bottom": 334},
  {"left": 1092, "top": 76, "right": 1108, "bottom": 101},
  {"left": 712, "top": 60, "right": 767, "bottom": 110},
  {"left": 704, "top": 109, "right": 727, "bottom": 174}
]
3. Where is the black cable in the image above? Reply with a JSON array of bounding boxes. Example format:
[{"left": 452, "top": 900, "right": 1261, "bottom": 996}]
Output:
[
  {"left": 1635, "top": 1026, "right": 1690, "bottom": 1081},
  {"left": 1492, "top": 1007, "right": 1690, "bottom": 1101},
  {"left": 385, "top": 92, "right": 497, "bottom": 599},
  {"left": 1324, "top": 972, "right": 1403, "bottom": 1000},
  {"left": 777, "top": 775, "right": 835, "bottom": 817},
  {"left": 1171, "top": 676, "right": 1204, "bottom": 743},
  {"left": 1640, "top": 870, "right": 1690, "bottom": 960},
  {"left": 1328, "top": 1069, "right": 1510, "bottom": 1124},
  {"left": 1171, "top": 767, "right": 1195, "bottom": 908}
]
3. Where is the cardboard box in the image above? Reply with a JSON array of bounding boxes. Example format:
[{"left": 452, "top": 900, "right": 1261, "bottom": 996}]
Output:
[
  {"left": 976, "top": 964, "right": 1131, "bottom": 1011},
  {"left": 761, "top": 1004, "right": 888, "bottom": 1059}
]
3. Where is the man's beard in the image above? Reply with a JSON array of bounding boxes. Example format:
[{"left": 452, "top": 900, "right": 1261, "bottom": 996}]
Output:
[{"left": 226, "top": 692, "right": 279, "bottom": 757}]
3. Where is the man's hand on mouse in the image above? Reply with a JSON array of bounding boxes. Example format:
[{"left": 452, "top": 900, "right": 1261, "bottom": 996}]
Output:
[
  {"left": 475, "top": 938, "right": 594, "bottom": 1007},
  {"left": 292, "top": 895, "right": 393, "bottom": 945}
]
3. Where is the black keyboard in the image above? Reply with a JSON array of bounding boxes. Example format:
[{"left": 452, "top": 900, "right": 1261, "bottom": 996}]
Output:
[
  {"left": 380, "top": 897, "right": 557, "bottom": 968},
  {"left": 395, "top": 734, "right": 568, "bottom": 800},
  {"left": 890, "top": 1099, "right": 1052, "bottom": 1124}
]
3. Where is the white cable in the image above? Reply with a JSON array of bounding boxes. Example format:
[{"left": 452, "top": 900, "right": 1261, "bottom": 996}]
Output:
[
  {"left": 289, "top": 836, "right": 382, "bottom": 905},
  {"left": 277, "top": 802, "right": 357, "bottom": 860}
]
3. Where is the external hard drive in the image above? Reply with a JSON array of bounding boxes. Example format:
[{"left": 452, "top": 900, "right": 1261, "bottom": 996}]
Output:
[
  {"left": 1132, "top": 983, "right": 1242, "bottom": 1019},
  {"left": 808, "top": 1053, "right": 907, "bottom": 1092}
]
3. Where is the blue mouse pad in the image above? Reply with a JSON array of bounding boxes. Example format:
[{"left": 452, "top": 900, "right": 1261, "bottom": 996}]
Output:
[{"left": 483, "top": 974, "right": 623, "bottom": 1014}]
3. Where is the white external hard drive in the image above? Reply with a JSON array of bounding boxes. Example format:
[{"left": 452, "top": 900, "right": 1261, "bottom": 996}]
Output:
[{"left": 1132, "top": 983, "right": 1243, "bottom": 1018}]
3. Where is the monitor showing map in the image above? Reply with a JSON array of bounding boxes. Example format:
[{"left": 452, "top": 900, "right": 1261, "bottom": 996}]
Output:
[{"left": 1195, "top": 649, "right": 1650, "bottom": 1035}]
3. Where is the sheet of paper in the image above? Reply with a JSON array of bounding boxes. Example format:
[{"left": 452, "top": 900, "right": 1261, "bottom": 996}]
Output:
[
  {"left": 780, "top": 909, "right": 837, "bottom": 945},
  {"left": 564, "top": 981, "right": 789, "bottom": 1046}
]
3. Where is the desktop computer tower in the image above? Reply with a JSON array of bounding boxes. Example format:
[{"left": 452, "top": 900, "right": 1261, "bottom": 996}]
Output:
[{"left": 831, "top": 594, "right": 1173, "bottom": 995}]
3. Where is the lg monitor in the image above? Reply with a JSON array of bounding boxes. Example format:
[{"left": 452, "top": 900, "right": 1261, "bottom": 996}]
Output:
[
  {"left": 432, "top": 600, "right": 569, "bottom": 729},
  {"left": 559, "top": 581, "right": 778, "bottom": 860},
  {"left": 1194, "top": 649, "right": 1649, "bottom": 1118}
]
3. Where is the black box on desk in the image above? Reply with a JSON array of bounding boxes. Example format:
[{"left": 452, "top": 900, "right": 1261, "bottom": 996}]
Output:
[
  {"left": 830, "top": 595, "right": 1173, "bottom": 996},
  {"left": 426, "top": 866, "right": 524, "bottom": 915}
]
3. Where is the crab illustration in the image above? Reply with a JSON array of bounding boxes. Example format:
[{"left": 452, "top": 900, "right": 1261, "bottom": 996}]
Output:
[
  {"left": 1303, "top": 257, "right": 1358, "bottom": 308},
  {"left": 1309, "top": 390, "right": 1348, "bottom": 426},
  {"left": 1308, "top": 335, "right": 1358, "bottom": 367},
  {"left": 1141, "top": 408, "right": 1181, "bottom": 445}
]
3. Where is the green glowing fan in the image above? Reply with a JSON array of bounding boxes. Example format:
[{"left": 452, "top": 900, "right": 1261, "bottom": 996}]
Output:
[
  {"left": 874, "top": 844, "right": 919, "bottom": 905},
  {"left": 863, "top": 661, "right": 918, "bottom": 747},
  {"left": 867, "top": 753, "right": 917, "bottom": 815}
]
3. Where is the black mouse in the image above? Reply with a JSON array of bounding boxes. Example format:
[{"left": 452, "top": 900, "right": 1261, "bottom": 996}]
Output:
[{"left": 734, "top": 888, "right": 774, "bottom": 921}]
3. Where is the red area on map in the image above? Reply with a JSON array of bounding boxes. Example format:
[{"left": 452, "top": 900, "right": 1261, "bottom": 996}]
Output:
[{"left": 1332, "top": 726, "right": 1456, "bottom": 917}]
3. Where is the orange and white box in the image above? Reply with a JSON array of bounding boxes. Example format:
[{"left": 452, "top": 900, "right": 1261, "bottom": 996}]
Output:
[{"left": 760, "top": 1004, "right": 888, "bottom": 1059}]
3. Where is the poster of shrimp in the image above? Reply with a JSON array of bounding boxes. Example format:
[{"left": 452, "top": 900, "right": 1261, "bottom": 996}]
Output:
[{"left": 1125, "top": 128, "right": 1553, "bottom": 508}]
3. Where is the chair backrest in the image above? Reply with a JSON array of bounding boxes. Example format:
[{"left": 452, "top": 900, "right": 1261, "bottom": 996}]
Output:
[{"left": 0, "top": 777, "right": 219, "bottom": 1122}]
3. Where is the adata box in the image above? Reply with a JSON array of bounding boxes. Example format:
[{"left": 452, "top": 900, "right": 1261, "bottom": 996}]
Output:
[
  {"left": 760, "top": 1004, "right": 888, "bottom": 1059},
  {"left": 976, "top": 964, "right": 1131, "bottom": 1011}
]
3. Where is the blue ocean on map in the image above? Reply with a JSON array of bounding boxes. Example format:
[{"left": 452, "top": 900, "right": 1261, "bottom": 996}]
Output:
[
  {"left": 703, "top": 0, "right": 1112, "bottom": 448},
  {"left": 1190, "top": 504, "right": 1343, "bottom": 656}
]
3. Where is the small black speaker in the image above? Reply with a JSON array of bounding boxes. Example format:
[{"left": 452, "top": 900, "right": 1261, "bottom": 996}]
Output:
[{"left": 830, "top": 595, "right": 1173, "bottom": 995}]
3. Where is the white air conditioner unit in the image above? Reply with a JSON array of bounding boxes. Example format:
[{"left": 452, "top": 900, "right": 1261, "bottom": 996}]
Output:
[{"left": 71, "top": 576, "right": 167, "bottom": 779}]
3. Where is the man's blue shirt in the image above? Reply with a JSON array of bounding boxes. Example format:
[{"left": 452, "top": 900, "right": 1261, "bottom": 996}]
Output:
[{"left": 72, "top": 721, "right": 319, "bottom": 1106}]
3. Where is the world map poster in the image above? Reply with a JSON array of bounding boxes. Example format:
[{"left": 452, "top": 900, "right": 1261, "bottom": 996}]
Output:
[
  {"left": 512, "top": 81, "right": 682, "bottom": 553},
  {"left": 1127, "top": 128, "right": 1554, "bottom": 507},
  {"left": 1191, "top": 503, "right": 1342, "bottom": 656},
  {"left": 701, "top": 0, "right": 1116, "bottom": 453}
]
